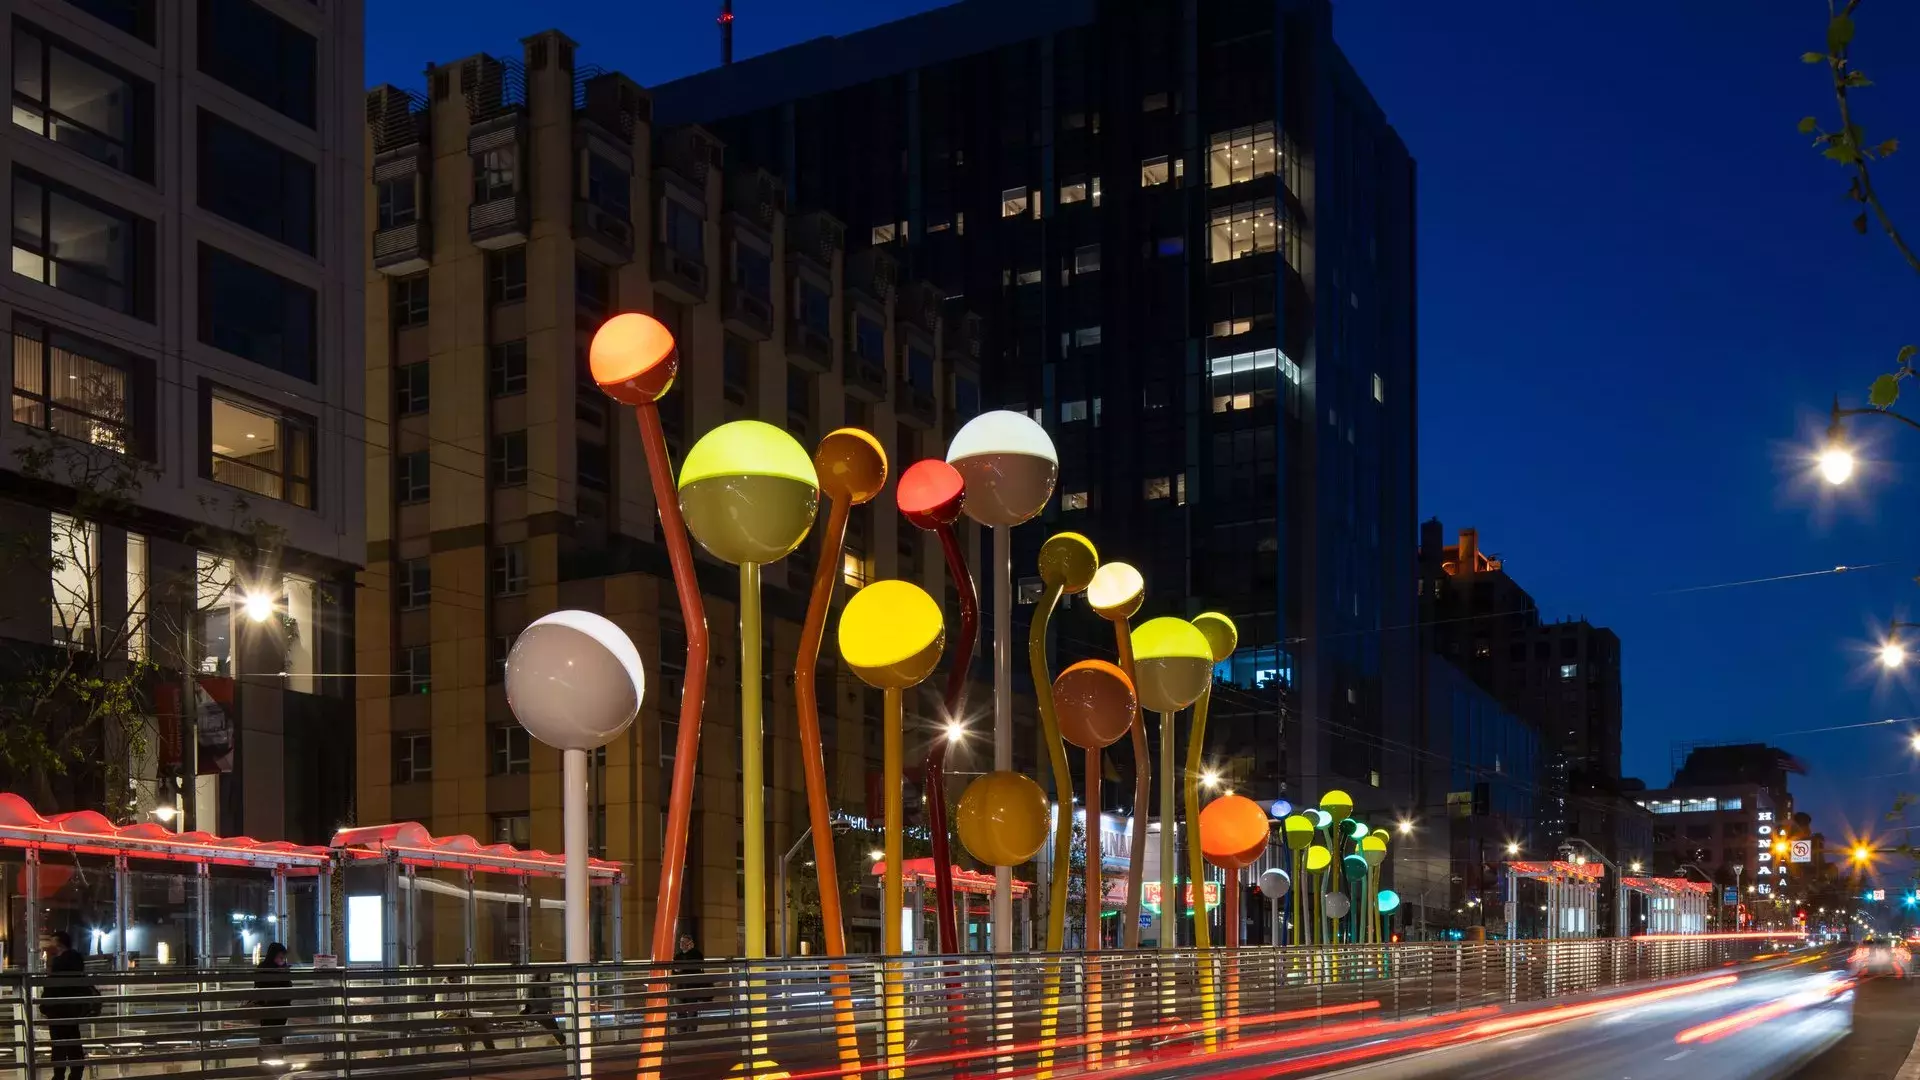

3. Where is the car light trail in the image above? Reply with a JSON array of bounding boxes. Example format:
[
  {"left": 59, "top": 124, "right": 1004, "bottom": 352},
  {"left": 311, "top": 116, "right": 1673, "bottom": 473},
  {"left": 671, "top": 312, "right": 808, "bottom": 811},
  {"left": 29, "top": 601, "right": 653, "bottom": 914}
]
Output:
[{"left": 1673, "top": 976, "right": 1854, "bottom": 1045}]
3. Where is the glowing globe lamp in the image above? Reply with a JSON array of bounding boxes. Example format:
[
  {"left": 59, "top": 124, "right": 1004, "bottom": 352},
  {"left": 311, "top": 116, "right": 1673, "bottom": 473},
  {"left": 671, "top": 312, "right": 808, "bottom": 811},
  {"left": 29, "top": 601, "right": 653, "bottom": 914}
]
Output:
[
  {"left": 1346, "top": 819, "right": 1371, "bottom": 842},
  {"left": 505, "top": 611, "right": 644, "bottom": 750},
  {"left": 1192, "top": 611, "right": 1238, "bottom": 665},
  {"left": 1307, "top": 809, "right": 1332, "bottom": 830},
  {"left": 1200, "top": 794, "right": 1271, "bottom": 868},
  {"left": 1258, "top": 868, "right": 1291, "bottom": 899},
  {"left": 897, "top": 458, "right": 965, "bottom": 529},
  {"left": 838, "top": 581, "right": 945, "bottom": 690},
  {"left": 815, "top": 428, "right": 889, "bottom": 507},
  {"left": 1377, "top": 889, "right": 1402, "bottom": 915},
  {"left": 1283, "top": 814, "right": 1316, "bottom": 850},
  {"left": 1320, "top": 790, "right": 1354, "bottom": 821},
  {"left": 1087, "top": 561, "right": 1146, "bottom": 621},
  {"left": 678, "top": 420, "right": 820, "bottom": 565},
  {"left": 956, "top": 771, "right": 1049, "bottom": 866},
  {"left": 1305, "top": 845, "right": 1332, "bottom": 873},
  {"left": 1343, "top": 853, "right": 1369, "bottom": 881},
  {"left": 589, "top": 312, "right": 678, "bottom": 405},
  {"left": 1054, "top": 660, "right": 1136, "bottom": 750},
  {"left": 945, "top": 410, "right": 1057, "bottom": 527},
  {"left": 1361, "top": 834, "right": 1388, "bottom": 867},
  {"left": 1130, "top": 617, "right": 1214, "bottom": 714},
  {"left": 1323, "top": 892, "right": 1351, "bottom": 920}
]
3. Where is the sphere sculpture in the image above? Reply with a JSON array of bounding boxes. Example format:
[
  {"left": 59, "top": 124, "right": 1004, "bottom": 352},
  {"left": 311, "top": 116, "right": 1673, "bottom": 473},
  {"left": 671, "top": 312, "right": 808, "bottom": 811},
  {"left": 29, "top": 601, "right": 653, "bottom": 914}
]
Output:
[
  {"left": 1200, "top": 794, "right": 1271, "bottom": 869},
  {"left": 792, "top": 428, "right": 887, "bottom": 965},
  {"left": 1030, "top": 533, "right": 1099, "bottom": 952},
  {"left": 1324, "top": 892, "right": 1352, "bottom": 920},
  {"left": 1087, "top": 560, "right": 1149, "bottom": 947},
  {"left": 1320, "top": 790, "right": 1355, "bottom": 822},
  {"left": 1055, "top": 660, "right": 1137, "bottom": 751},
  {"left": 505, "top": 611, "right": 643, "bottom": 968},
  {"left": 957, "top": 771, "right": 1049, "bottom": 866},
  {"left": 946, "top": 410, "right": 1057, "bottom": 528},
  {"left": 1377, "top": 889, "right": 1402, "bottom": 914},
  {"left": 1305, "top": 845, "right": 1332, "bottom": 873},
  {"left": 1258, "top": 868, "right": 1291, "bottom": 900},
  {"left": 1131, "top": 616, "right": 1214, "bottom": 951},
  {"left": 1282, "top": 815, "right": 1315, "bottom": 946},
  {"left": 839, "top": 580, "right": 944, "bottom": 957},
  {"left": 1184, "top": 612, "right": 1238, "bottom": 951},
  {"left": 1346, "top": 819, "right": 1371, "bottom": 842},
  {"left": 590, "top": 312, "right": 706, "bottom": 986},
  {"left": 681, "top": 420, "right": 819, "bottom": 963},
  {"left": 1283, "top": 815, "right": 1316, "bottom": 849},
  {"left": 895, "top": 456, "right": 973, "bottom": 955},
  {"left": 947, "top": 410, "right": 1056, "bottom": 954},
  {"left": 1270, "top": 799, "right": 1294, "bottom": 819}
]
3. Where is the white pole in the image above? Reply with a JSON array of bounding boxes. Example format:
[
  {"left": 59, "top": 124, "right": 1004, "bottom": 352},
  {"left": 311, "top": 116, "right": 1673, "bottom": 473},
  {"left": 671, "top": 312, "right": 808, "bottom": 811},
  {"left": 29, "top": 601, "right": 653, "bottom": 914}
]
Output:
[
  {"left": 993, "top": 524, "right": 1012, "bottom": 955},
  {"left": 564, "top": 746, "right": 593, "bottom": 1074}
]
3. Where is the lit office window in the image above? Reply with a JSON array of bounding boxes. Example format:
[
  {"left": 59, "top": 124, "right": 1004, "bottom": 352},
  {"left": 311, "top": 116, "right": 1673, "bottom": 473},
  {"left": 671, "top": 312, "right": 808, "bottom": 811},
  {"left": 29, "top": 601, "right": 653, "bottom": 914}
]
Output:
[
  {"left": 1209, "top": 199, "right": 1278, "bottom": 263},
  {"left": 1208, "top": 122, "right": 1277, "bottom": 189},
  {"left": 1000, "top": 187, "right": 1030, "bottom": 218}
]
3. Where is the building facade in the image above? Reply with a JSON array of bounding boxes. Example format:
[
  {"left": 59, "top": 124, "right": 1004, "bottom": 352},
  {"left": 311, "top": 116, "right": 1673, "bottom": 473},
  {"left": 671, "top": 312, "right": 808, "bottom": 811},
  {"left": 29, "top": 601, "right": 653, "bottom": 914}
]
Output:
[
  {"left": 652, "top": 0, "right": 1420, "bottom": 825},
  {"left": 1423, "top": 654, "right": 1537, "bottom": 932},
  {"left": 0, "top": 0, "right": 364, "bottom": 843},
  {"left": 358, "top": 33, "right": 1006, "bottom": 960},
  {"left": 1638, "top": 785, "right": 1791, "bottom": 900}
]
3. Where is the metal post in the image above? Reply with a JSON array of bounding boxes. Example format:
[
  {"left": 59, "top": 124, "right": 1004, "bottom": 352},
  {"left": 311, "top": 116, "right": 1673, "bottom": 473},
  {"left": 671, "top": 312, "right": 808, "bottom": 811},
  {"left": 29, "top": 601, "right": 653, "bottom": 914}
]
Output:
[
  {"left": 992, "top": 524, "right": 1012, "bottom": 954},
  {"left": 564, "top": 747, "right": 591, "bottom": 962},
  {"left": 612, "top": 879, "right": 624, "bottom": 962},
  {"left": 114, "top": 855, "right": 129, "bottom": 970},
  {"left": 404, "top": 863, "right": 418, "bottom": 967},
  {"left": 273, "top": 868, "right": 289, "bottom": 953},
  {"left": 24, "top": 849, "right": 40, "bottom": 973},
  {"left": 196, "top": 863, "right": 211, "bottom": 965},
  {"left": 519, "top": 877, "right": 533, "bottom": 965},
  {"left": 383, "top": 854, "right": 400, "bottom": 967},
  {"left": 316, "top": 864, "right": 332, "bottom": 961},
  {"left": 777, "top": 825, "right": 812, "bottom": 958},
  {"left": 464, "top": 868, "right": 477, "bottom": 966}
]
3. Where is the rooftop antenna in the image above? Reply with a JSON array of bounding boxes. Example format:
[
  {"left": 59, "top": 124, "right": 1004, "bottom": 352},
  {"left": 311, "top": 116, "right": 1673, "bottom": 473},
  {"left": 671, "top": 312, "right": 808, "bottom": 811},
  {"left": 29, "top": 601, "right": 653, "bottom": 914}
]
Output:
[{"left": 720, "top": 1, "right": 735, "bottom": 65}]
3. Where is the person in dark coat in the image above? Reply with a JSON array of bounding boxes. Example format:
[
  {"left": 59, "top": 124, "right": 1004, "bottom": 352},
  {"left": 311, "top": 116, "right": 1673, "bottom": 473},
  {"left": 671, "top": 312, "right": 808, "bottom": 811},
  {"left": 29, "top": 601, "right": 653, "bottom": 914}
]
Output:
[
  {"left": 519, "top": 970, "right": 562, "bottom": 1045},
  {"left": 41, "top": 930, "right": 91, "bottom": 1080},
  {"left": 672, "top": 933, "right": 707, "bottom": 1033},
  {"left": 253, "top": 943, "right": 293, "bottom": 1047}
]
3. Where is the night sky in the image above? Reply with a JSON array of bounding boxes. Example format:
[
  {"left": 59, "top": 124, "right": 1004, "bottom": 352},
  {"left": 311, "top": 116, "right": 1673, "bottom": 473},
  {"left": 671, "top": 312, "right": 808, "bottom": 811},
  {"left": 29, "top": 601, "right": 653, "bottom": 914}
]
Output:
[{"left": 368, "top": 2, "right": 1920, "bottom": 853}]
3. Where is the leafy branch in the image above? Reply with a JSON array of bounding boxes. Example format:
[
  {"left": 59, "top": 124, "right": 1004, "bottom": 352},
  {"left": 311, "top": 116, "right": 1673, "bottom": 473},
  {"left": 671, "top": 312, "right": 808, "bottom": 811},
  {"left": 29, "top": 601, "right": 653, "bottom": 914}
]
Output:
[{"left": 1800, "top": 0, "right": 1918, "bottom": 412}]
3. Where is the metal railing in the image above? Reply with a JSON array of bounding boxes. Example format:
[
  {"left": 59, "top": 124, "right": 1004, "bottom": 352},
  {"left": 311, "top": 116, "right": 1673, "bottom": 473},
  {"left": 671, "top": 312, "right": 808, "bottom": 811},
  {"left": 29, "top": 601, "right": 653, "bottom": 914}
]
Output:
[{"left": 0, "top": 937, "right": 1788, "bottom": 1078}]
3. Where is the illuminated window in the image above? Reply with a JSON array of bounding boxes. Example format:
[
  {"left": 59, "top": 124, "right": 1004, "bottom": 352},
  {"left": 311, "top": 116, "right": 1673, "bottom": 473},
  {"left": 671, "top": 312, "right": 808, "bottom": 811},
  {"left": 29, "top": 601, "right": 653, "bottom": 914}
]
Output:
[
  {"left": 125, "top": 532, "right": 147, "bottom": 661},
  {"left": 1060, "top": 400, "right": 1088, "bottom": 423},
  {"left": 1015, "top": 268, "right": 1042, "bottom": 286},
  {"left": 1373, "top": 373, "right": 1385, "bottom": 403},
  {"left": 1143, "top": 476, "right": 1171, "bottom": 501},
  {"left": 1175, "top": 474, "right": 1187, "bottom": 505},
  {"left": 1059, "top": 178, "right": 1088, "bottom": 205},
  {"left": 49, "top": 512, "right": 97, "bottom": 646},
  {"left": 1559, "top": 663, "right": 1578, "bottom": 679},
  {"left": 1090, "top": 177, "right": 1102, "bottom": 208},
  {"left": 1209, "top": 199, "right": 1278, "bottom": 263},
  {"left": 1074, "top": 326, "right": 1102, "bottom": 348},
  {"left": 870, "top": 223, "right": 896, "bottom": 245},
  {"left": 1209, "top": 348, "right": 1301, "bottom": 386},
  {"left": 1140, "top": 156, "right": 1171, "bottom": 187},
  {"left": 1212, "top": 393, "right": 1253, "bottom": 413},
  {"left": 1211, "top": 318, "right": 1252, "bottom": 339},
  {"left": 1062, "top": 491, "right": 1089, "bottom": 511},
  {"left": 1074, "top": 244, "right": 1101, "bottom": 274},
  {"left": 1000, "top": 187, "right": 1029, "bottom": 218},
  {"left": 1208, "top": 122, "right": 1277, "bottom": 189},
  {"left": 842, "top": 551, "right": 870, "bottom": 588}
]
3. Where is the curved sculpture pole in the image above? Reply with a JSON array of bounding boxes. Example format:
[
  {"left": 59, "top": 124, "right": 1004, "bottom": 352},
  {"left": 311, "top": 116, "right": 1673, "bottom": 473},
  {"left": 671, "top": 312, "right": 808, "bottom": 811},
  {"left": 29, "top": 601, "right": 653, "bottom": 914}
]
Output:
[
  {"left": 1130, "top": 617, "right": 1213, "bottom": 951},
  {"left": 1028, "top": 533, "right": 1097, "bottom": 951},
  {"left": 587, "top": 314, "right": 708, "bottom": 1080},
  {"left": 898, "top": 459, "right": 974, "bottom": 953},
  {"left": 1087, "top": 563, "right": 1146, "bottom": 948},
  {"left": 1184, "top": 614, "right": 1238, "bottom": 952}
]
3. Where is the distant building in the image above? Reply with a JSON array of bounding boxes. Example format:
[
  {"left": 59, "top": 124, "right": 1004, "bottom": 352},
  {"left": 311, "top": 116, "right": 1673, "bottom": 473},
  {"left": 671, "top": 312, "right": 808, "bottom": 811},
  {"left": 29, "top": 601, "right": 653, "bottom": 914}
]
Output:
[
  {"left": 1637, "top": 785, "right": 1793, "bottom": 900},
  {"left": 1671, "top": 743, "right": 1801, "bottom": 822},
  {"left": 1417, "top": 520, "right": 1622, "bottom": 843},
  {"left": 1423, "top": 654, "right": 1538, "bottom": 932}
]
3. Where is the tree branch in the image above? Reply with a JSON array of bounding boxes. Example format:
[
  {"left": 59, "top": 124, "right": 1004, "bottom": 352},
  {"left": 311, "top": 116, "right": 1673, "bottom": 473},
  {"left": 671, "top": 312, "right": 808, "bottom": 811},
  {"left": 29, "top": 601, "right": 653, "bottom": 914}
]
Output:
[
  {"left": 1830, "top": 0, "right": 1920, "bottom": 275},
  {"left": 1838, "top": 405, "right": 1920, "bottom": 433}
]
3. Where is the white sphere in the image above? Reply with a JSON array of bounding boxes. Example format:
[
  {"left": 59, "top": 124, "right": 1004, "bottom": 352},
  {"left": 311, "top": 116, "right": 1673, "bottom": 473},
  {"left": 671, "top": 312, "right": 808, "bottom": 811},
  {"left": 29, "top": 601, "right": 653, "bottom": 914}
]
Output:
[
  {"left": 1258, "top": 868, "right": 1291, "bottom": 899},
  {"left": 1323, "top": 892, "right": 1351, "bottom": 920},
  {"left": 505, "top": 611, "right": 644, "bottom": 750}
]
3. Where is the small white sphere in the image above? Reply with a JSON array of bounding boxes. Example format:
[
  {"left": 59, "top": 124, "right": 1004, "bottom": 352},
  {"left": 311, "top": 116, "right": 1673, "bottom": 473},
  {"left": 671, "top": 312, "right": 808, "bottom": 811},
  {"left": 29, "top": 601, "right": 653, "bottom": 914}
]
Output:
[
  {"left": 505, "top": 611, "right": 644, "bottom": 750},
  {"left": 1323, "top": 892, "right": 1352, "bottom": 919},
  {"left": 1258, "top": 868, "right": 1291, "bottom": 899}
]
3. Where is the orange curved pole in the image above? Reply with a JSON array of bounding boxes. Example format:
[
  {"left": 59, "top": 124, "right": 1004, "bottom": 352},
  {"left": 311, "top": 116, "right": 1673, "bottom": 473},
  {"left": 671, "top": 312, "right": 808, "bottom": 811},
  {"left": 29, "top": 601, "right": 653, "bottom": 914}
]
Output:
[{"left": 635, "top": 403, "right": 709, "bottom": 1078}]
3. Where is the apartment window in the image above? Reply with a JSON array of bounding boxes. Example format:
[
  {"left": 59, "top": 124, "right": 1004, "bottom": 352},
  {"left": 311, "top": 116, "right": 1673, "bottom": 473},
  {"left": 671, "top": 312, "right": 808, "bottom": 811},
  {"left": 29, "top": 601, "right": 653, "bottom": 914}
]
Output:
[
  {"left": 1560, "top": 663, "right": 1579, "bottom": 679},
  {"left": 66, "top": 0, "right": 155, "bottom": 42},
  {"left": 1073, "top": 245, "right": 1101, "bottom": 275},
  {"left": 1210, "top": 199, "right": 1279, "bottom": 264},
  {"left": 124, "top": 531, "right": 147, "bottom": 661},
  {"left": 394, "top": 450, "right": 429, "bottom": 504},
  {"left": 395, "top": 559, "right": 432, "bottom": 613},
  {"left": 1175, "top": 474, "right": 1187, "bottom": 505},
  {"left": 491, "top": 542, "right": 528, "bottom": 596},
  {"left": 1209, "top": 122, "right": 1278, "bottom": 189},
  {"left": 869, "top": 223, "right": 896, "bottom": 245},
  {"left": 1142, "top": 91, "right": 1170, "bottom": 112},
  {"left": 488, "top": 724, "right": 532, "bottom": 776},
  {"left": 842, "top": 551, "right": 870, "bottom": 589},
  {"left": 1212, "top": 319, "right": 1251, "bottom": 339},
  {"left": 489, "top": 633, "right": 514, "bottom": 684},
  {"left": 205, "top": 386, "right": 314, "bottom": 507},
  {"left": 664, "top": 200, "right": 703, "bottom": 258},
  {"left": 375, "top": 177, "right": 416, "bottom": 230},
  {"left": 1158, "top": 236, "right": 1185, "bottom": 257},
  {"left": 486, "top": 247, "right": 527, "bottom": 303},
  {"left": 584, "top": 152, "right": 630, "bottom": 218},
  {"left": 489, "top": 340, "right": 527, "bottom": 396},
  {"left": 1372, "top": 373, "right": 1385, "bottom": 403},
  {"left": 197, "top": 0, "right": 316, "bottom": 127},
  {"left": 472, "top": 146, "right": 517, "bottom": 203},
  {"left": 12, "top": 23, "right": 151, "bottom": 177},
  {"left": 905, "top": 346, "right": 933, "bottom": 391},
  {"left": 197, "top": 110, "right": 315, "bottom": 253},
  {"left": 392, "top": 732, "right": 431, "bottom": 781},
  {"left": 197, "top": 245, "right": 316, "bottom": 380},
  {"left": 490, "top": 430, "right": 528, "bottom": 486},
  {"left": 1143, "top": 476, "right": 1171, "bottom": 501},
  {"left": 13, "top": 168, "right": 151, "bottom": 319},
  {"left": 1213, "top": 393, "right": 1253, "bottom": 413},
  {"left": 1060, "top": 400, "right": 1088, "bottom": 423},
  {"left": 48, "top": 511, "right": 97, "bottom": 647},
  {"left": 999, "top": 186, "right": 1029, "bottom": 218},
  {"left": 11, "top": 320, "right": 136, "bottom": 453},
  {"left": 853, "top": 314, "right": 884, "bottom": 366},
  {"left": 723, "top": 334, "right": 752, "bottom": 404},
  {"left": 1059, "top": 178, "right": 1087, "bottom": 205},
  {"left": 578, "top": 439, "right": 608, "bottom": 492},
  {"left": 1074, "top": 326, "right": 1102, "bottom": 348},
  {"left": 1014, "top": 268, "right": 1042, "bottom": 286},
  {"left": 491, "top": 812, "right": 530, "bottom": 848},
  {"left": 796, "top": 279, "right": 830, "bottom": 333},
  {"left": 575, "top": 254, "right": 610, "bottom": 316},
  {"left": 953, "top": 376, "right": 979, "bottom": 421},
  {"left": 1062, "top": 491, "right": 1089, "bottom": 511},
  {"left": 391, "top": 276, "right": 428, "bottom": 329},
  {"left": 1140, "top": 156, "right": 1172, "bottom": 187},
  {"left": 735, "top": 244, "right": 772, "bottom": 301}
]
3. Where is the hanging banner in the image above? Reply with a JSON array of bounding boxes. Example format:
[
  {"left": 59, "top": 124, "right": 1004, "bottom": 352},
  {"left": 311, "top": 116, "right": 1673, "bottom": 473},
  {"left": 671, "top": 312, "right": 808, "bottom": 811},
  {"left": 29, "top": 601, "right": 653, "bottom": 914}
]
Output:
[
  {"left": 155, "top": 682, "right": 183, "bottom": 770},
  {"left": 196, "top": 676, "right": 236, "bottom": 774}
]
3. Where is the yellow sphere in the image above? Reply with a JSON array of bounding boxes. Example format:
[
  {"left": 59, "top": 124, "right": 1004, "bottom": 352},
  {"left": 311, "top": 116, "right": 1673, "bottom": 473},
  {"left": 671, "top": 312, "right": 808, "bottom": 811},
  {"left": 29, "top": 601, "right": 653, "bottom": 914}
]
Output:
[
  {"left": 1304, "top": 845, "right": 1332, "bottom": 873},
  {"left": 1087, "top": 562, "right": 1145, "bottom": 621},
  {"left": 815, "top": 428, "right": 888, "bottom": 505},
  {"left": 1130, "top": 617, "right": 1214, "bottom": 713},
  {"left": 1283, "top": 814, "right": 1316, "bottom": 850},
  {"left": 1319, "top": 789, "right": 1354, "bottom": 821},
  {"left": 1037, "top": 532, "right": 1099, "bottom": 592},
  {"left": 837, "top": 580, "right": 945, "bottom": 690},
  {"left": 1360, "top": 834, "right": 1388, "bottom": 868},
  {"left": 1192, "top": 611, "right": 1238, "bottom": 665},
  {"left": 679, "top": 421, "right": 819, "bottom": 565},
  {"left": 956, "top": 771, "right": 1049, "bottom": 867}
]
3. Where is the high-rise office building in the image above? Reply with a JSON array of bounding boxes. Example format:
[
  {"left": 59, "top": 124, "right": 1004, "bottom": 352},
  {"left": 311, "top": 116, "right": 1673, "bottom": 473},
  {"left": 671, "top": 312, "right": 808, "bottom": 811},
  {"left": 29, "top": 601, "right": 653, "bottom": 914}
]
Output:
[
  {"left": 359, "top": 32, "right": 998, "bottom": 959},
  {"left": 654, "top": 0, "right": 1420, "bottom": 817},
  {"left": 0, "top": 0, "right": 365, "bottom": 842}
]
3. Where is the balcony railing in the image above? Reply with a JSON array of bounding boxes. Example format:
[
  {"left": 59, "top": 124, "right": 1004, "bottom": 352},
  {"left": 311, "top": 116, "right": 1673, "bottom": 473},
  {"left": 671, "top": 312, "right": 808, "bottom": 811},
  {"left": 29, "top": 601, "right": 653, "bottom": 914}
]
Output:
[
  {"left": 723, "top": 282, "right": 773, "bottom": 340},
  {"left": 372, "top": 220, "right": 431, "bottom": 276},
  {"left": 896, "top": 374, "right": 936, "bottom": 430},
  {"left": 844, "top": 352, "right": 887, "bottom": 402},
  {"left": 469, "top": 193, "right": 529, "bottom": 249}
]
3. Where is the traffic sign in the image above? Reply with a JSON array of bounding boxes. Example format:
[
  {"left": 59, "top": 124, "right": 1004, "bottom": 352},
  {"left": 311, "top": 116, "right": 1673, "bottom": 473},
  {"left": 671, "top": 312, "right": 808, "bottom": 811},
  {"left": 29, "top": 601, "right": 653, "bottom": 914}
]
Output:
[
  {"left": 1789, "top": 839, "right": 1812, "bottom": 864},
  {"left": 1723, "top": 888, "right": 1738, "bottom": 904}
]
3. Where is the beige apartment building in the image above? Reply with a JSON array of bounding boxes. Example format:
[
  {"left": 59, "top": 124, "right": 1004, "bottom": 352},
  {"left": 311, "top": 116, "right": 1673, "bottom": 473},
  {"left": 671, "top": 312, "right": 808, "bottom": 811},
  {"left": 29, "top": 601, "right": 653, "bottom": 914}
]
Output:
[{"left": 358, "top": 30, "right": 998, "bottom": 960}]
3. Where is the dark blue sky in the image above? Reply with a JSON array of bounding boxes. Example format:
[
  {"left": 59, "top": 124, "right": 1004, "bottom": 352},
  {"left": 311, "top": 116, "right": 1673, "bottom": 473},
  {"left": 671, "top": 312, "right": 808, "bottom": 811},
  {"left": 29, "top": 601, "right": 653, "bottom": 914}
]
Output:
[{"left": 368, "top": 2, "right": 1920, "bottom": 845}]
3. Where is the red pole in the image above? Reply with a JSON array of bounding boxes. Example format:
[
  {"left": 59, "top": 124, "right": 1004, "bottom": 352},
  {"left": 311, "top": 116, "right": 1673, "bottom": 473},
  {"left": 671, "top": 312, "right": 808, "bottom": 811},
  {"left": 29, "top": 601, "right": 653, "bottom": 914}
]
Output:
[{"left": 923, "top": 522, "right": 977, "bottom": 953}]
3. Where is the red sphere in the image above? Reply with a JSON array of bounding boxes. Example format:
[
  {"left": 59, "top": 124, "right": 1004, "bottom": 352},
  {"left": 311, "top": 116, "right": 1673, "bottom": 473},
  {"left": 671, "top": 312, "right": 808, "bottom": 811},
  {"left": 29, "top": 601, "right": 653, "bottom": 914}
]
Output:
[{"left": 898, "top": 458, "right": 966, "bottom": 530}]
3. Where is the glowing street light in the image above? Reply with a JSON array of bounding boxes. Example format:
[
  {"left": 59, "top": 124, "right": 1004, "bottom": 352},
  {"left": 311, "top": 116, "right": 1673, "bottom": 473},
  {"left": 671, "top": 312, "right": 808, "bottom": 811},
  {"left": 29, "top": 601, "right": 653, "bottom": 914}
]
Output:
[
  {"left": 1853, "top": 844, "right": 1873, "bottom": 865},
  {"left": 1884, "top": 640, "right": 1909, "bottom": 669},
  {"left": 1506, "top": 842, "right": 1521, "bottom": 856},
  {"left": 1200, "top": 771, "right": 1221, "bottom": 790},
  {"left": 241, "top": 590, "right": 275, "bottom": 624},
  {"left": 1630, "top": 861, "right": 1643, "bottom": 873},
  {"left": 1818, "top": 445, "right": 1856, "bottom": 486},
  {"left": 1396, "top": 819, "right": 1414, "bottom": 836},
  {"left": 945, "top": 720, "right": 966, "bottom": 744}
]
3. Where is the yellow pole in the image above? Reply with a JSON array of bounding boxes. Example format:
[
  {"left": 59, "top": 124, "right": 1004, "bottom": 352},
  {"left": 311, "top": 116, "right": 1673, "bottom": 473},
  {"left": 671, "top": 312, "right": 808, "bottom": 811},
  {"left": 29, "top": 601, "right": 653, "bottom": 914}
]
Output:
[
  {"left": 883, "top": 687, "right": 905, "bottom": 1080},
  {"left": 1158, "top": 711, "right": 1176, "bottom": 950},
  {"left": 742, "top": 561, "right": 766, "bottom": 960},
  {"left": 1028, "top": 580, "right": 1073, "bottom": 952},
  {"left": 1184, "top": 687, "right": 1212, "bottom": 952}
]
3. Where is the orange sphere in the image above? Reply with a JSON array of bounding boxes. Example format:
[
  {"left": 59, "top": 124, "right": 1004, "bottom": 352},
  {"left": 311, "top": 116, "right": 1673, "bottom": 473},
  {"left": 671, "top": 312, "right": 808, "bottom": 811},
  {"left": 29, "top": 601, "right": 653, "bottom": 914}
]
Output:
[
  {"left": 1199, "top": 794, "right": 1271, "bottom": 870},
  {"left": 590, "top": 313, "right": 679, "bottom": 405},
  {"left": 956, "top": 771, "right": 1049, "bottom": 867},
  {"left": 1053, "top": 660, "right": 1136, "bottom": 750}
]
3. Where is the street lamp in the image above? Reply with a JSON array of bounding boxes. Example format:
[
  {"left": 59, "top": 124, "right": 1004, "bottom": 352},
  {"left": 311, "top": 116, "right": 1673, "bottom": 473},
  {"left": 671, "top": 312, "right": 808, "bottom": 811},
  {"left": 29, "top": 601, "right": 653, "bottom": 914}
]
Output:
[
  {"left": 1853, "top": 844, "right": 1873, "bottom": 865},
  {"left": 1819, "top": 392, "right": 1920, "bottom": 485},
  {"left": 1397, "top": 819, "right": 1415, "bottom": 836},
  {"left": 1505, "top": 841, "right": 1520, "bottom": 856},
  {"left": 1881, "top": 621, "right": 1920, "bottom": 669}
]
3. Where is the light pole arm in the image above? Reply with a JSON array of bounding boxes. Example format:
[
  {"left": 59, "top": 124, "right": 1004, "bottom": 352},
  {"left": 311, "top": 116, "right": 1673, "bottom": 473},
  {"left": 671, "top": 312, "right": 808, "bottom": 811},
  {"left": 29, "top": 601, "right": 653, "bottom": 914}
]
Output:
[{"left": 1837, "top": 404, "right": 1920, "bottom": 434}]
